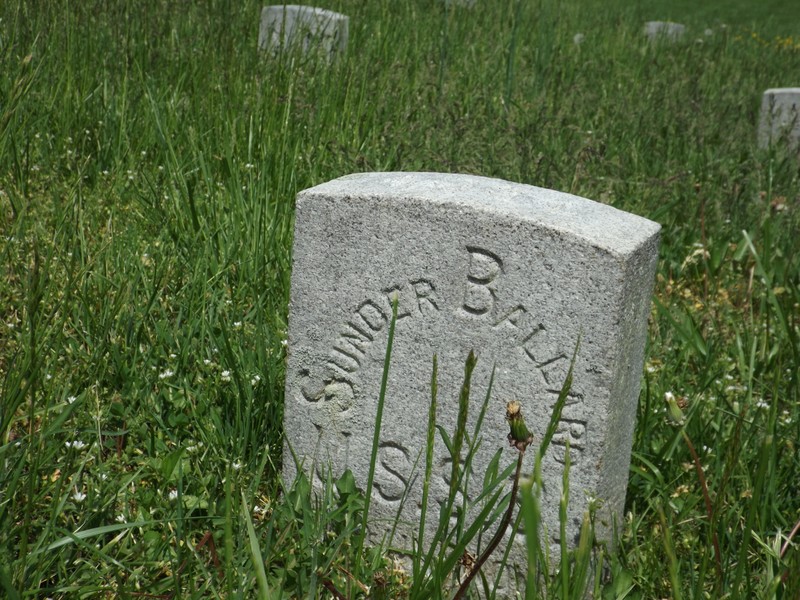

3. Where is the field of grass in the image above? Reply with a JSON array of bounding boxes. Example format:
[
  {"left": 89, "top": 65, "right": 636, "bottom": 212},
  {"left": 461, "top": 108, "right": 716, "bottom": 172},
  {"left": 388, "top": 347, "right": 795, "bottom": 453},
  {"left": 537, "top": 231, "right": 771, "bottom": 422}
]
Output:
[{"left": 1, "top": 0, "right": 799, "bottom": 598}]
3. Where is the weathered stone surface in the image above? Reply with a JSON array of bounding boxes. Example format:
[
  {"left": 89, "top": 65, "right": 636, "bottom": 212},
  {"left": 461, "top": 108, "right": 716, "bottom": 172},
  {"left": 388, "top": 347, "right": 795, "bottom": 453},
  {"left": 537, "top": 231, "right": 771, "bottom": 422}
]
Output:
[
  {"left": 644, "top": 21, "right": 686, "bottom": 42},
  {"left": 258, "top": 5, "right": 348, "bottom": 60},
  {"left": 283, "top": 172, "right": 660, "bottom": 595},
  {"left": 758, "top": 88, "right": 800, "bottom": 149}
]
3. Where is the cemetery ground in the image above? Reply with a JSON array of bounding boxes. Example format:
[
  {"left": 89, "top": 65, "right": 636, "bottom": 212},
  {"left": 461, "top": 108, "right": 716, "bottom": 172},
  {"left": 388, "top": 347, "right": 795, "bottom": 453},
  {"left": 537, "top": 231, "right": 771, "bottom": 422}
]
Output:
[{"left": 1, "top": 0, "right": 799, "bottom": 598}]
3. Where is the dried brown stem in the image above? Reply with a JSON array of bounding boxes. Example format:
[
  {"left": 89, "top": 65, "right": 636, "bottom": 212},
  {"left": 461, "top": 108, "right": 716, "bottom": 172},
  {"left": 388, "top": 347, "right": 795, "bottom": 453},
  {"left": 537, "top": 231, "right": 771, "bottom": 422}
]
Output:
[
  {"left": 681, "top": 429, "right": 723, "bottom": 583},
  {"left": 452, "top": 449, "right": 525, "bottom": 600},
  {"left": 321, "top": 579, "right": 347, "bottom": 599},
  {"left": 780, "top": 516, "right": 800, "bottom": 585}
]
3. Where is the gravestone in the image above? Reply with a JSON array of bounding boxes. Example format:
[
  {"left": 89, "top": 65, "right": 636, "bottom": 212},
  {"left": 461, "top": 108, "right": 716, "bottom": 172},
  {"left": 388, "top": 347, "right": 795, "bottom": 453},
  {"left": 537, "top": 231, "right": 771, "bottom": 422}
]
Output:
[
  {"left": 258, "top": 5, "right": 348, "bottom": 60},
  {"left": 758, "top": 88, "right": 800, "bottom": 149},
  {"left": 283, "top": 172, "right": 660, "bottom": 595},
  {"left": 644, "top": 21, "right": 686, "bottom": 42}
]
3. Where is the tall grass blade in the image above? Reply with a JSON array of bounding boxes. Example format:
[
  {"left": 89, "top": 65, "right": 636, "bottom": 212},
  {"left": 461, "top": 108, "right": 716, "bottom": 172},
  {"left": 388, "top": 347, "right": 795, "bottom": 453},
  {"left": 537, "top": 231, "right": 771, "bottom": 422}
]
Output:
[
  {"left": 37, "top": 521, "right": 149, "bottom": 554},
  {"left": 414, "top": 354, "right": 438, "bottom": 578},
  {"left": 658, "top": 505, "right": 682, "bottom": 600},
  {"left": 523, "top": 335, "right": 580, "bottom": 598},
  {"left": 559, "top": 441, "right": 571, "bottom": 598},
  {"left": 241, "top": 491, "right": 272, "bottom": 600},
  {"left": 360, "top": 296, "right": 399, "bottom": 563},
  {"left": 449, "top": 350, "right": 477, "bottom": 502}
]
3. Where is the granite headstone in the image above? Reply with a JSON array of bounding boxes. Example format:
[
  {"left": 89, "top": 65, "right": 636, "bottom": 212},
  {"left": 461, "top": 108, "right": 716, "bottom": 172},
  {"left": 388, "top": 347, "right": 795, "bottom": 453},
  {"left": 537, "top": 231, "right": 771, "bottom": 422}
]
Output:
[{"left": 283, "top": 172, "right": 660, "bottom": 594}]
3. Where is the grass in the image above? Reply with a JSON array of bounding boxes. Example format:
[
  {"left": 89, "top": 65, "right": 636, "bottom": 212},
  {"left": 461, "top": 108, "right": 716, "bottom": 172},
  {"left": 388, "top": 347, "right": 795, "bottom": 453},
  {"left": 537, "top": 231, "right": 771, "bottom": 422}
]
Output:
[{"left": 1, "top": 0, "right": 799, "bottom": 597}]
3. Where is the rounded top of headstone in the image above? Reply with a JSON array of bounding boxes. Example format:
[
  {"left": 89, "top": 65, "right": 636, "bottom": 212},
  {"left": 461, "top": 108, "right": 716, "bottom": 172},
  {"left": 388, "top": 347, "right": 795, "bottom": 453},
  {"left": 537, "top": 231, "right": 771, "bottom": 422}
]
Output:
[
  {"left": 264, "top": 4, "right": 343, "bottom": 13},
  {"left": 300, "top": 172, "right": 660, "bottom": 256},
  {"left": 763, "top": 88, "right": 800, "bottom": 95}
]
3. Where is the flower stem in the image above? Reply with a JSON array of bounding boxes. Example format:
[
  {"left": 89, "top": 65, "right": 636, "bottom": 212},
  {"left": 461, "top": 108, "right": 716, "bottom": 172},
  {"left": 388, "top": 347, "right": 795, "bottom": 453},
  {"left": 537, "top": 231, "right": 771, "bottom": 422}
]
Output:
[{"left": 452, "top": 448, "right": 526, "bottom": 600}]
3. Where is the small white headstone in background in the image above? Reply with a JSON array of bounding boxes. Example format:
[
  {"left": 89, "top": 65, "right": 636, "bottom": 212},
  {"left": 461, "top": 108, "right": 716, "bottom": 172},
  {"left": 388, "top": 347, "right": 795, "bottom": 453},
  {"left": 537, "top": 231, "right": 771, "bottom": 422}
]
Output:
[
  {"left": 644, "top": 21, "right": 686, "bottom": 42},
  {"left": 283, "top": 172, "right": 660, "bottom": 596},
  {"left": 758, "top": 88, "right": 800, "bottom": 149},
  {"left": 259, "top": 5, "right": 348, "bottom": 60}
]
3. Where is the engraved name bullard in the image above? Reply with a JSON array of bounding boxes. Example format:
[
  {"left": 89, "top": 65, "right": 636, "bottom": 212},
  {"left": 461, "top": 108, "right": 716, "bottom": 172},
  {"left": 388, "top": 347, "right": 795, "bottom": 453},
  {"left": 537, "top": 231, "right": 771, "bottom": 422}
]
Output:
[{"left": 292, "top": 245, "right": 589, "bottom": 499}]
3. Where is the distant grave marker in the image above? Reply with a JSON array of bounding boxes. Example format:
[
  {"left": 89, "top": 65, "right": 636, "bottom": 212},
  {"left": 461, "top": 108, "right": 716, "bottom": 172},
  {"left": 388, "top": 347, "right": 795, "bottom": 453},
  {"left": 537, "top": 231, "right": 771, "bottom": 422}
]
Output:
[
  {"left": 258, "top": 5, "right": 348, "bottom": 61},
  {"left": 758, "top": 88, "right": 800, "bottom": 150},
  {"left": 283, "top": 172, "right": 660, "bottom": 595},
  {"left": 644, "top": 21, "right": 686, "bottom": 42}
]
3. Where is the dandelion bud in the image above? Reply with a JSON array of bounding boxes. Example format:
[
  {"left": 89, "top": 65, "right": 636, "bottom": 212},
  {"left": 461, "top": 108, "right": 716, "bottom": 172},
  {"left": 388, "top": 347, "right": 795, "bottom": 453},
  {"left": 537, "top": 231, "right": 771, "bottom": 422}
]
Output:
[
  {"left": 664, "top": 391, "right": 685, "bottom": 425},
  {"left": 506, "top": 400, "right": 533, "bottom": 451}
]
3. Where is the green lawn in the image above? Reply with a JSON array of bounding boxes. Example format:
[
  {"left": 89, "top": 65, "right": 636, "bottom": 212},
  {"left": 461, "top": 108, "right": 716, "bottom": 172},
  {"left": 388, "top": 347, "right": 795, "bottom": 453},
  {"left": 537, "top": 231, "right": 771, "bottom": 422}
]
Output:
[
  {"left": 582, "top": 0, "right": 800, "bottom": 31},
  {"left": 1, "top": 0, "right": 799, "bottom": 597}
]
